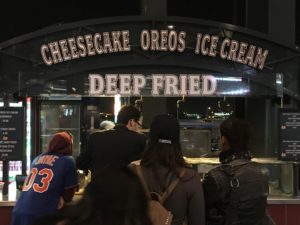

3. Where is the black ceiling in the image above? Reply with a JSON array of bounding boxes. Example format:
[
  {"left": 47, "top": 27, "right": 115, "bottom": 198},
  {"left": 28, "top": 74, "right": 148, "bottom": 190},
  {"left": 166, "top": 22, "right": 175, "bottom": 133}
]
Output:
[
  {"left": 1, "top": 0, "right": 298, "bottom": 44},
  {"left": 0, "top": 0, "right": 248, "bottom": 43}
]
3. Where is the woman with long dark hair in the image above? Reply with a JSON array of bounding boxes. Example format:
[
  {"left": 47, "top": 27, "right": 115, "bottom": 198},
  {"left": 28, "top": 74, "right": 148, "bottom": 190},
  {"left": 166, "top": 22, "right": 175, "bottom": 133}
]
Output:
[{"left": 138, "top": 114, "right": 205, "bottom": 225}]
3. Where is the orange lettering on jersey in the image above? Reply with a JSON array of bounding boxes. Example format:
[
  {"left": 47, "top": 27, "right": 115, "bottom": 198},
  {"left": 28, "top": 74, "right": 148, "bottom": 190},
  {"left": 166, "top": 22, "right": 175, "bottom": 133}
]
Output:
[{"left": 33, "top": 168, "right": 54, "bottom": 193}]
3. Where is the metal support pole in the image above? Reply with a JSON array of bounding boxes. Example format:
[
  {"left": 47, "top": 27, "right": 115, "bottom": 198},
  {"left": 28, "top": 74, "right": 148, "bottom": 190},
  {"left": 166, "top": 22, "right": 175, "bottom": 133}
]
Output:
[
  {"left": 2, "top": 160, "right": 9, "bottom": 196},
  {"left": 2, "top": 94, "right": 9, "bottom": 196}
]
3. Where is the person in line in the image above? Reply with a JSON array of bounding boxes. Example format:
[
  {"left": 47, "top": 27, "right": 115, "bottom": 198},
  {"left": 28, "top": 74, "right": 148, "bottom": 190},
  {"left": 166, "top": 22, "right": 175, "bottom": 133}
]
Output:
[
  {"left": 135, "top": 114, "right": 205, "bottom": 225},
  {"left": 203, "top": 118, "right": 270, "bottom": 225},
  {"left": 76, "top": 105, "right": 146, "bottom": 175},
  {"left": 33, "top": 167, "right": 152, "bottom": 225},
  {"left": 12, "top": 131, "right": 78, "bottom": 225},
  {"left": 99, "top": 120, "right": 115, "bottom": 130}
]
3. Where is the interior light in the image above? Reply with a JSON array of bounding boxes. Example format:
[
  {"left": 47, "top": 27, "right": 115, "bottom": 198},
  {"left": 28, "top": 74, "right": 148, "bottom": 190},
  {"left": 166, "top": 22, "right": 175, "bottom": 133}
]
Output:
[
  {"left": 219, "top": 89, "right": 249, "bottom": 95},
  {"left": 114, "top": 94, "right": 121, "bottom": 123},
  {"left": 26, "top": 97, "right": 31, "bottom": 174},
  {"left": 9, "top": 102, "right": 23, "bottom": 107},
  {"left": 215, "top": 77, "right": 242, "bottom": 82}
]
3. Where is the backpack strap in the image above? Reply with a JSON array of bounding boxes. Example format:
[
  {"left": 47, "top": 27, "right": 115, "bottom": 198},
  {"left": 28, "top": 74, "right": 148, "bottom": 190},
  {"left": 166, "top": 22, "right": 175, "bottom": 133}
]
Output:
[
  {"left": 222, "top": 165, "right": 239, "bottom": 225},
  {"left": 135, "top": 164, "right": 151, "bottom": 199},
  {"left": 135, "top": 165, "right": 185, "bottom": 203},
  {"left": 223, "top": 160, "right": 252, "bottom": 225},
  {"left": 161, "top": 169, "right": 185, "bottom": 203}
]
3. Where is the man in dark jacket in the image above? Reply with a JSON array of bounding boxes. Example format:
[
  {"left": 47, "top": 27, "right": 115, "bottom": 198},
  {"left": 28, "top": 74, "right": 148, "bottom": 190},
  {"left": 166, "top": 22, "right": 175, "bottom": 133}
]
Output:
[{"left": 76, "top": 105, "right": 146, "bottom": 175}]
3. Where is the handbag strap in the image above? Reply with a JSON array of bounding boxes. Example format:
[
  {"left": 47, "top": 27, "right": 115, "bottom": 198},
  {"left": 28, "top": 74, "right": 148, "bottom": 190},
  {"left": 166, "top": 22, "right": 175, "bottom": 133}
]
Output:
[{"left": 135, "top": 165, "right": 185, "bottom": 203}]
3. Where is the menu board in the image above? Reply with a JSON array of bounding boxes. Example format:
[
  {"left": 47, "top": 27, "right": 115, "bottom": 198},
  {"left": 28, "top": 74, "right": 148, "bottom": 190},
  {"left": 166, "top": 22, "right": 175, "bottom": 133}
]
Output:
[
  {"left": 278, "top": 109, "right": 300, "bottom": 161},
  {"left": 0, "top": 107, "right": 24, "bottom": 160}
]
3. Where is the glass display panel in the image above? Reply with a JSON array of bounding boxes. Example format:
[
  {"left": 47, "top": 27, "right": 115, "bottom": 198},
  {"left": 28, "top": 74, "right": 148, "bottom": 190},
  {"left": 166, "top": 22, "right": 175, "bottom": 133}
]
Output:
[
  {"left": 180, "top": 128, "right": 211, "bottom": 158},
  {"left": 40, "top": 103, "right": 81, "bottom": 157},
  {"left": 0, "top": 161, "right": 22, "bottom": 183}
]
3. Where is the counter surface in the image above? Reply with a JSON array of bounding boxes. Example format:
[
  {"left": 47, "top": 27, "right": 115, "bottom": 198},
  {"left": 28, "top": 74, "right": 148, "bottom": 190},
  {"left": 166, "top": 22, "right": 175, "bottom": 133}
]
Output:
[
  {"left": 2, "top": 157, "right": 300, "bottom": 206},
  {"left": 1, "top": 182, "right": 300, "bottom": 206},
  {"left": 185, "top": 157, "right": 300, "bottom": 165}
]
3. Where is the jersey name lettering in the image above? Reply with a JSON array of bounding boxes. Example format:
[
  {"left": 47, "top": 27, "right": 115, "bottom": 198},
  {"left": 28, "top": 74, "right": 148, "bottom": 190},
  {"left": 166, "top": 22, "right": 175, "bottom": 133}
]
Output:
[{"left": 35, "top": 155, "right": 59, "bottom": 166}]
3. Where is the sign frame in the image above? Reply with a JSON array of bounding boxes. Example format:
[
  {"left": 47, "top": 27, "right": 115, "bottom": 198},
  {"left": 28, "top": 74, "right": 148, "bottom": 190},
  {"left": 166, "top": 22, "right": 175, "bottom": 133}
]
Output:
[
  {"left": 278, "top": 108, "right": 300, "bottom": 161},
  {"left": 0, "top": 107, "right": 25, "bottom": 161}
]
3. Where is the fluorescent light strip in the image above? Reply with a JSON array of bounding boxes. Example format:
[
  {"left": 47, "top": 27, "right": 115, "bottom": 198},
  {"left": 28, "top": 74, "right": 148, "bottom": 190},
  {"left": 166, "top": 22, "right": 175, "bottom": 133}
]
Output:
[
  {"left": 219, "top": 89, "right": 249, "bottom": 95},
  {"left": 26, "top": 97, "right": 31, "bottom": 174},
  {"left": 215, "top": 77, "right": 242, "bottom": 82},
  {"left": 114, "top": 94, "right": 121, "bottom": 123}
]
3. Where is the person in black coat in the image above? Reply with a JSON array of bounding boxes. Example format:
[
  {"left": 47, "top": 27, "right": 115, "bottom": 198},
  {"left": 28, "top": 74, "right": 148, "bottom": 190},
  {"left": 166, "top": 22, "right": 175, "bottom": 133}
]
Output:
[
  {"left": 203, "top": 118, "right": 270, "bottom": 225},
  {"left": 76, "top": 105, "right": 146, "bottom": 176}
]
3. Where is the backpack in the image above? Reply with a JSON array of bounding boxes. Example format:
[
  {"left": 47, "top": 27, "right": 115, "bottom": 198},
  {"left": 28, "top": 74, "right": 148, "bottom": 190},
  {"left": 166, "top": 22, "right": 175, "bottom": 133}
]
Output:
[
  {"left": 135, "top": 165, "right": 184, "bottom": 225},
  {"left": 212, "top": 159, "right": 271, "bottom": 225}
]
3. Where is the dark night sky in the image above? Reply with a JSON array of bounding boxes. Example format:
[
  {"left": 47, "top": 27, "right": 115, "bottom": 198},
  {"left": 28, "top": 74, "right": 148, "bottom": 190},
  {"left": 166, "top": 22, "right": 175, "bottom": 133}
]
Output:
[{"left": 0, "top": 0, "right": 299, "bottom": 44}]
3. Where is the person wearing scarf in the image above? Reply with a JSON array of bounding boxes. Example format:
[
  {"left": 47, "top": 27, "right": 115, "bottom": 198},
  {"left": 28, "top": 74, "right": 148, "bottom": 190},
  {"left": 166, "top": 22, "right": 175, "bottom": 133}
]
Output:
[{"left": 203, "top": 118, "right": 270, "bottom": 225}]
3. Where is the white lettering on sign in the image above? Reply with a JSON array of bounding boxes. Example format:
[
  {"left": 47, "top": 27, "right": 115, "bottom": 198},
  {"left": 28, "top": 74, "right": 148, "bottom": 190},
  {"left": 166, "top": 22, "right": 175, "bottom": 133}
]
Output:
[
  {"left": 165, "top": 75, "right": 179, "bottom": 96},
  {"left": 41, "top": 29, "right": 269, "bottom": 70},
  {"left": 151, "top": 75, "right": 164, "bottom": 96},
  {"left": 89, "top": 74, "right": 105, "bottom": 95},
  {"left": 88, "top": 74, "right": 217, "bottom": 97},
  {"left": 132, "top": 74, "right": 146, "bottom": 96},
  {"left": 119, "top": 74, "right": 132, "bottom": 95},
  {"left": 202, "top": 75, "right": 217, "bottom": 95},
  {"left": 140, "top": 30, "right": 186, "bottom": 52},
  {"left": 41, "top": 30, "right": 131, "bottom": 66},
  {"left": 218, "top": 38, "right": 268, "bottom": 70}
]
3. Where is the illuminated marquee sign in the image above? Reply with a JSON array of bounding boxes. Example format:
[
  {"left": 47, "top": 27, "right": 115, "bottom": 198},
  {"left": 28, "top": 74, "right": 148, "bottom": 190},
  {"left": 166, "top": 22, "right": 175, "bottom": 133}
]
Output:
[
  {"left": 41, "top": 29, "right": 269, "bottom": 70},
  {"left": 88, "top": 74, "right": 217, "bottom": 97}
]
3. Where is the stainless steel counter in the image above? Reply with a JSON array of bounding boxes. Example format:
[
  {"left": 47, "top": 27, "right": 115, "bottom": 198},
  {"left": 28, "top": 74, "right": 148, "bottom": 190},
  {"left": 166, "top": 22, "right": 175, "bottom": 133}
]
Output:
[
  {"left": 184, "top": 157, "right": 300, "bottom": 165},
  {"left": 0, "top": 182, "right": 19, "bottom": 206},
  {"left": 268, "top": 196, "right": 300, "bottom": 204}
]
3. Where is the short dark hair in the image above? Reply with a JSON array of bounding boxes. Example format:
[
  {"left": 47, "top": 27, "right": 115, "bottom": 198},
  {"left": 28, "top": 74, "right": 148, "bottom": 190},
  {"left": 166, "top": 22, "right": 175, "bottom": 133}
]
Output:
[
  {"left": 117, "top": 105, "right": 141, "bottom": 125},
  {"left": 220, "top": 118, "right": 253, "bottom": 152}
]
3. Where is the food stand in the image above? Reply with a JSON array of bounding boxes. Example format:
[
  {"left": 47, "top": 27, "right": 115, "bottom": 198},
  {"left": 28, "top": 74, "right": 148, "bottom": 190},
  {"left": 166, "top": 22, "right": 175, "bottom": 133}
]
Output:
[{"left": 0, "top": 17, "right": 299, "bottom": 225}]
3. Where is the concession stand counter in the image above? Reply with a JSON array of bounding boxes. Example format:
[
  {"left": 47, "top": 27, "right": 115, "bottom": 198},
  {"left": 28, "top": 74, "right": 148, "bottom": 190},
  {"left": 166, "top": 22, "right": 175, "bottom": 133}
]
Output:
[{"left": 0, "top": 17, "right": 299, "bottom": 225}]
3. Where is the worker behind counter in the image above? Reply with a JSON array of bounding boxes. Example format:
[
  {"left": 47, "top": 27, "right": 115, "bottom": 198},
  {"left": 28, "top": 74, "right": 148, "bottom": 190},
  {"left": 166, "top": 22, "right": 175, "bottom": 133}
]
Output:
[{"left": 76, "top": 105, "right": 147, "bottom": 177}]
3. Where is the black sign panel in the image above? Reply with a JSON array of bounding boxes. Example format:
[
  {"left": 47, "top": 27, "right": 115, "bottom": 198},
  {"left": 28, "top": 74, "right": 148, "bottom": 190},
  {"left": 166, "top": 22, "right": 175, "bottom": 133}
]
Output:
[
  {"left": 0, "top": 107, "right": 24, "bottom": 160},
  {"left": 278, "top": 109, "right": 300, "bottom": 161}
]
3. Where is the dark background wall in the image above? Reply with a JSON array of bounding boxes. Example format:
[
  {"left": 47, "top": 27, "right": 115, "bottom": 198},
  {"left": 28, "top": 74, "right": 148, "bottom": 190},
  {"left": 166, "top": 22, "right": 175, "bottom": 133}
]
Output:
[{"left": 0, "top": 0, "right": 298, "bottom": 45}]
